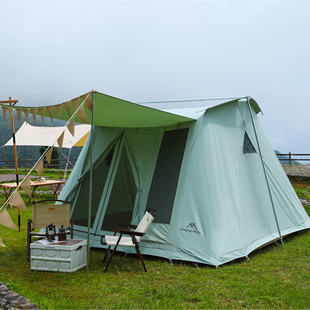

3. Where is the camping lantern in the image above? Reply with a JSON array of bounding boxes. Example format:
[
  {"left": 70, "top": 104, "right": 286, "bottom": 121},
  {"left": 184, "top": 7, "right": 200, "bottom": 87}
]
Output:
[
  {"left": 58, "top": 225, "right": 67, "bottom": 241},
  {"left": 45, "top": 223, "right": 56, "bottom": 241}
]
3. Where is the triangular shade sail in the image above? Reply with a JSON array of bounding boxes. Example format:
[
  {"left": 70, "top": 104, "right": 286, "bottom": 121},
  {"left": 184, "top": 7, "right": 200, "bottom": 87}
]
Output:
[
  {"left": 73, "top": 132, "right": 89, "bottom": 147},
  {"left": 4, "top": 122, "right": 91, "bottom": 148}
]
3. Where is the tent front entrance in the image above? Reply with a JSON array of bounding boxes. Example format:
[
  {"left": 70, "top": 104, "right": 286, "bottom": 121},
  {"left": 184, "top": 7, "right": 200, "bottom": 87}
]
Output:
[
  {"left": 71, "top": 133, "right": 139, "bottom": 235},
  {"left": 68, "top": 125, "right": 190, "bottom": 239}
]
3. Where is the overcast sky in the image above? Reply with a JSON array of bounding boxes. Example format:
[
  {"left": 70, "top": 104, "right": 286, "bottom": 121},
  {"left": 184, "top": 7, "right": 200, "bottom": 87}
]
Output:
[{"left": 0, "top": 1, "right": 309, "bottom": 155}]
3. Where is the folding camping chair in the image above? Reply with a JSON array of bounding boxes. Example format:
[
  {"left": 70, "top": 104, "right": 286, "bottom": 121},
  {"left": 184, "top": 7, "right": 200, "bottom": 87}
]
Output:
[
  {"left": 100, "top": 208, "right": 156, "bottom": 273},
  {"left": 27, "top": 199, "right": 73, "bottom": 261}
]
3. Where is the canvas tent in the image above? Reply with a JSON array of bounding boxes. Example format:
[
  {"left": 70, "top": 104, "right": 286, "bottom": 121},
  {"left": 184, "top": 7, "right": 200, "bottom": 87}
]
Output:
[
  {"left": 51, "top": 91, "right": 310, "bottom": 267},
  {"left": 0, "top": 91, "right": 308, "bottom": 265}
]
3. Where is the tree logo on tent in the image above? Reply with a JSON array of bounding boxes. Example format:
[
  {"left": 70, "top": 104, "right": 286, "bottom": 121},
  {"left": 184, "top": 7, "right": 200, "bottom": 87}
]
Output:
[{"left": 181, "top": 223, "right": 201, "bottom": 234}]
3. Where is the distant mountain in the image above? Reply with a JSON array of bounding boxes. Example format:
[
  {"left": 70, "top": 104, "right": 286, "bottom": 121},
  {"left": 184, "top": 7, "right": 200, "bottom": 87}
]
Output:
[{"left": 275, "top": 150, "right": 299, "bottom": 165}]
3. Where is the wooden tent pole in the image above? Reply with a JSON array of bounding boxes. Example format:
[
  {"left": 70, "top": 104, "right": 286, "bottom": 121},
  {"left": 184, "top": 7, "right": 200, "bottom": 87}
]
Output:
[
  {"left": 0, "top": 97, "right": 20, "bottom": 230},
  {"left": 9, "top": 97, "right": 21, "bottom": 231}
]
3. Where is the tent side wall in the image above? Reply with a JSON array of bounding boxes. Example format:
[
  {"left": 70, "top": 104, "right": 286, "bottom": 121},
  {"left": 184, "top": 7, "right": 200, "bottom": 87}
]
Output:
[
  {"left": 140, "top": 99, "right": 310, "bottom": 265},
  {"left": 239, "top": 101, "right": 310, "bottom": 231}
]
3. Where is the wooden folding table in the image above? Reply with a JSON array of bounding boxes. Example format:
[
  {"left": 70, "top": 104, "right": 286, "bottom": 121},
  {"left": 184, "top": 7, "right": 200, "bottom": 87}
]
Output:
[{"left": 0, "top": 179, "right": 65, "bottom": 203}]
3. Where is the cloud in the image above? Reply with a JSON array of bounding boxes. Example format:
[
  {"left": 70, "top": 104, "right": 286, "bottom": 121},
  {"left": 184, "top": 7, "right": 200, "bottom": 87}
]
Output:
[{"left": 0, "top": 1, "right": 309, "bottom": 153}]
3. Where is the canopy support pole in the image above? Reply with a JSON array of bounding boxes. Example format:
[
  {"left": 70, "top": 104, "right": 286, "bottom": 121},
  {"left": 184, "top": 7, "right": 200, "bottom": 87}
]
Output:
[
  {"left": 86, "top": 92, "right": 94, "bottom": 283},
  {"left": 247, "top": 97, "right": 284, "bottom": 247},
  {"left": 62, "top": 148, "right": 72, "bottom": 185},
  {"left": 4, "top": 97, "right": 21, "bottom": 231}
]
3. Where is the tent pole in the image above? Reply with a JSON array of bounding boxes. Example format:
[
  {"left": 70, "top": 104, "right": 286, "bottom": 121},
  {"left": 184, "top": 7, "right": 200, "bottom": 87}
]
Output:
[
  {"left": 9, "top": 97, "right": 21, "bottom": 232},
  {"left": 86, "top": 92, "right": 94, "bottom": 283},
  {"left": 62, "top": 148, "right": 71, "bottom": 186},
  {"left": 247, "top": 97, "right": 284, "bottom": 247}
]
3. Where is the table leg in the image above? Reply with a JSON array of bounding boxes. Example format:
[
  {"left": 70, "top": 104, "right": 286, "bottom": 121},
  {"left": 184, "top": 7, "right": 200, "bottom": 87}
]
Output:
[
  {"left": 28, "top": 186, "right": 38, "bottom": 203},
  {"left": 2, "top": 188, "right": 12, "bottom": 202},
  {"left": 51, "top": 184, "right": 61, "bottom": 198}
]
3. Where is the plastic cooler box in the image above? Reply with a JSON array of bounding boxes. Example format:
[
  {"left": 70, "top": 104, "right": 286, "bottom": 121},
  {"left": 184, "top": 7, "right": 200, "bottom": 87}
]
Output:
[{"left": 30, "top": 239, "right": 87, "bottom": 272}]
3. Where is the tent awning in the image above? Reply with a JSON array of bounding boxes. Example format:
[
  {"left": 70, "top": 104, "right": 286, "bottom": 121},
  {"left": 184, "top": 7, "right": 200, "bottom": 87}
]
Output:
[
  {"left": 0, "top": 91, "right": 261, "bottom": 128},
  {"left": 91, "top": 93, "right": 196, "bottom": 127},
  {"left": 4, "top": 122, "right": 91, "bottom": 148}
]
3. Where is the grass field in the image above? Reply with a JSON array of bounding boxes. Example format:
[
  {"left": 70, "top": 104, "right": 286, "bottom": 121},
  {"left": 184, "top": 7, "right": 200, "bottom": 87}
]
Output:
[{"left": 0, "top": 169, "right": 310, "bottom": 309}]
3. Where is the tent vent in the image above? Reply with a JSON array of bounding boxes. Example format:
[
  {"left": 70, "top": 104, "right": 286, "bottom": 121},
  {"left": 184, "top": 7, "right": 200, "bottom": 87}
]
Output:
[{"left": 243, "top": 131, "right": 256, "bottom": 154}]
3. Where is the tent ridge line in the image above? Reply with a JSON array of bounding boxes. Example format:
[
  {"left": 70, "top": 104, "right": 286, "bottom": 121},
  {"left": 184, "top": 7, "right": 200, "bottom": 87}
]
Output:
[{"left": 136, "top": 96, "right": 245, "bottom": 104}]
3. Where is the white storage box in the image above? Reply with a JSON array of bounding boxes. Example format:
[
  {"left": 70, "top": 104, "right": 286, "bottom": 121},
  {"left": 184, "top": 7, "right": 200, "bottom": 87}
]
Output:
[{"left": 30, "top": 239, "right": 87, "bottom": 273}]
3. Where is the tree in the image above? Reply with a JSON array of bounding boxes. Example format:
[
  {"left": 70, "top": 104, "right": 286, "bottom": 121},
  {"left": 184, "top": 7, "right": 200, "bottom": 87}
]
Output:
[{"left": 39, "top": 146, "right": 60, "bottom": 168}]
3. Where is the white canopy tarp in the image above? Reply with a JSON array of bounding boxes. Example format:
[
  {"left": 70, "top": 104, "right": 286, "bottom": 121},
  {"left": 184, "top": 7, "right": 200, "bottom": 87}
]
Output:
[{"left": 4, "top": 122, "right": 90, "bottom": 148}]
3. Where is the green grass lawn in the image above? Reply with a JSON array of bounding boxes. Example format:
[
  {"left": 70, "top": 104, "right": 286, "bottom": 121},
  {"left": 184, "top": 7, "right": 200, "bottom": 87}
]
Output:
[{"left": 0, "top": 179, "right": 310, "bottom": 309}]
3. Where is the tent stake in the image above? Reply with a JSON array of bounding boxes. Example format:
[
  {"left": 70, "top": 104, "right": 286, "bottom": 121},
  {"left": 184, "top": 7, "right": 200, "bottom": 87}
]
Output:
[{"left": 247, "top": 97, "right": 284, "bottom": 247}]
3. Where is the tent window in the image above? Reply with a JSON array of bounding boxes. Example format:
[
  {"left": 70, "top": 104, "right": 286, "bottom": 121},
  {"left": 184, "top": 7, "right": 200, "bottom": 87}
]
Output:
[
  {"left": 243, "top": 131, "right": 256, "bottom": 154},
  {"left": 146, "top": 128, "right": 189, "bottom": 224}
]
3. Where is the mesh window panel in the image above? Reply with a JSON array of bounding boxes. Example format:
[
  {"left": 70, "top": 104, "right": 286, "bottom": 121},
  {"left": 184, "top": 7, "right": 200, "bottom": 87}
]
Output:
[
  {"left": 243, "top": 131, "right": 256, "bottom": 154},
  {"left": 146, "top": 128, "right": 189, "bottom": 224}
]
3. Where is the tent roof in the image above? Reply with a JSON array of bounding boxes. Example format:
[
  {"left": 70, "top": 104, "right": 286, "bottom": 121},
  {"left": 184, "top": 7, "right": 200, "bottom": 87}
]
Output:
[
  {"left": 139, "top": 97, "right": 261, "bottom": 119},
  {"left": 0, "top": 91, "right": 261, "bottom": 128},
  {"left": 4, "top": 122, "right": 90, "bottom": 148}
]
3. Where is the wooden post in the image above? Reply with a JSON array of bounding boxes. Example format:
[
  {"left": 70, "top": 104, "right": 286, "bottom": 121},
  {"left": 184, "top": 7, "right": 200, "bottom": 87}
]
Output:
[
  {"left": 289, "top": 152, "right": 291, "bottom": 165},
  {"left": 9, "top": 98, "right": 19, "bottom": 182},
  {"left": 10, "top": 97, "right": 21, "bottom": 231},
  {"left": 0, "top": 97, "right": 20, "bottom": 231}
]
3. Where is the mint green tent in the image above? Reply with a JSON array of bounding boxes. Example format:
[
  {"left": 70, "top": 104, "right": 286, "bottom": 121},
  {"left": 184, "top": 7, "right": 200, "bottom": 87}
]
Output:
[{"left": 58, "top": 91, "right": 310, "bottom": 266}]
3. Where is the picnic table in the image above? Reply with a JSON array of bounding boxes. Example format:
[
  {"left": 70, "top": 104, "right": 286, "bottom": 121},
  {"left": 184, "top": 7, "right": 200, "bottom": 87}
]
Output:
[{"left": 0, "top": 179, "right": 65, "bottom": 203}]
